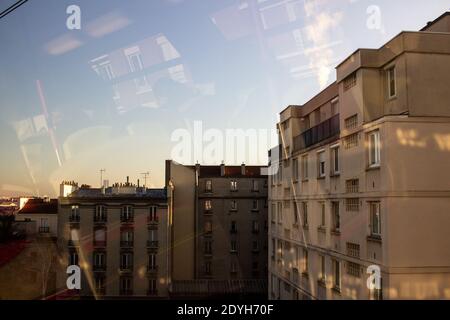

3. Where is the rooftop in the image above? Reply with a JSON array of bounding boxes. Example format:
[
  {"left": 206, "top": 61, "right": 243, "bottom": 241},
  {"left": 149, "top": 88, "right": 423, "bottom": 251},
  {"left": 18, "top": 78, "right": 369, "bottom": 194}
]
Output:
[{"left": 18, "top": 198, "right": 58, "bottom": 214}]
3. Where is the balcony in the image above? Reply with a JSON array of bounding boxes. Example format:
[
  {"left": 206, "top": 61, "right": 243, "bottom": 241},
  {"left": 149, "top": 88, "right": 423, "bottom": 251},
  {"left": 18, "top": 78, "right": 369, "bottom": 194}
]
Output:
[
  {"left": 120, "top": 215, "right": 134, "bottom": 224},
  {"left": 39, "top": 226, "right": 49, "bottom": 233},
  {"left": 120, "top": 265, "right": 133, "bottom": 273},
  {"left": 147, "top": 217, "right": 159, "bottom": 225},
  {"left": 120, "top": 240, "right": 134, "bottom": 248},
  {"left": 293, "top": 114, "right": 340, "bottom": 152},
  {"left": 230, "top": 229, "right": 238, "bottom": 234},
  {"left": 147, "top": 265, "right": 158, "bottom": 274},
  {"left": 94, "top": 216, "right": 107, "bottom": 224},
  {"left": 147, "top": 289, "right": 158, "bottom": 296},
  {"left": 146, "top": 240, "right": 159, "bottom": 249},
  {"left": 69, "top": 215, "right": 80, "bottom": 223}
]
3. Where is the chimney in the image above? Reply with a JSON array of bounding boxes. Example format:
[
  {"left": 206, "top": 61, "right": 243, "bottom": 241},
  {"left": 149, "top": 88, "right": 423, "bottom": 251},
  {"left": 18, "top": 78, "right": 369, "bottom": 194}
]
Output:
[
  {"left": 126, "top": 176, "right": 129, "bottom": 185},
  {"left": 137, "top": 179, "right": 140, "bottom": 188},
  {"left": 220, "top": 161, "right": 225, "bottom": 176},
  {"left": 241, "top": 162, "right": 246, "bottom": 175},
  {"left": 195, "top": 162, "right": 200, "bottom": 176}
]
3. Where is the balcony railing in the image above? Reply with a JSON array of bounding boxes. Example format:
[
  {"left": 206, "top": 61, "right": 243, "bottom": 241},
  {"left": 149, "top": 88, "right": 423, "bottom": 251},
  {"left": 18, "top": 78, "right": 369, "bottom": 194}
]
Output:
[
  {"left": 94, "top": 215, "right": 107, "bottom": 223},
  {"left": 146, "top": 240, "right": 159, "bottom": 248},
  {"left": 147, "top": 265, "right": 158, "bottom": 273},
  {"left": 67, "top": 240, "right": 79, "bottom": 247},
  {"left": 69, "top": 215, "right": 80, "bottom": 223},
  {"left": 120, "top": 265, "right": 133, "bottom": 272},
  {"left": 147, "top": 289, "right": 158, "bottom": 296},
  {"left": 147, "top": 216, "right": 159, "bottom": 224},
  {"left": 39, "top": 226, "right": 49, "bottom": 233},
  {"left": 120, "top": 215, "right": 134, "bottom": 223},
  {"left": 120, "top": 240, "right": 134, "bottom": 248},
  {"left": 119, "top": 289, "right": 133, "bottom": 295},
  {"left": 293, "top": 114, "right": 340, "bottom": 152}
]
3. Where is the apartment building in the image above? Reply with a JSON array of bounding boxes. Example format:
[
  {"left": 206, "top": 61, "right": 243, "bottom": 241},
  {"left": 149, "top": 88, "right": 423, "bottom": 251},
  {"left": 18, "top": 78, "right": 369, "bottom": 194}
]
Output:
[
  {"left": 166, "top": 161, "right": 268, "bottom": 297},
  {"left": 16, "top": 198, "right": 58, "bottom": 237},
  {"left": 269, "top": 12, "right": 450, "bottom": 300},
  {"left": 57, "top": 178, "right": 168, "bottom": 299}
]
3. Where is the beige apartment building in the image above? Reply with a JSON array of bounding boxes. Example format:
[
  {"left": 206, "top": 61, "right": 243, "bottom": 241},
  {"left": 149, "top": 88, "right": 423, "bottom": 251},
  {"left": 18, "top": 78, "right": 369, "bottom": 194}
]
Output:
[
  {"left": 165, "top": 161, "right": 268, "bottom": 297},
  {"left": 57, "top": 178, "right": 168, "bottom": 299},
  {"left": 268, "top": 12, "right": 450, "bottom": 300}
]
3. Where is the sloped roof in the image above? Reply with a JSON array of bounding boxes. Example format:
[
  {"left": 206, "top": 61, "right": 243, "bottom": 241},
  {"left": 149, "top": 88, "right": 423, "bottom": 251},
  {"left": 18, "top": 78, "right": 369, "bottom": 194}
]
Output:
[{"left": 18, "top": 199, "right": 58, "bottom": 214}]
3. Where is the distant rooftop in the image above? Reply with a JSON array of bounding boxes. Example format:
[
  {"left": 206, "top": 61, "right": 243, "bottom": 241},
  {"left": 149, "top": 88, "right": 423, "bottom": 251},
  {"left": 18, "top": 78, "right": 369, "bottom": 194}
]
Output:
[
  {"left": 18, "top": 198, "right": 58, "bottom": 214},
  {"left": 66, "top": 186, "right": 167, "bottom": 199}
]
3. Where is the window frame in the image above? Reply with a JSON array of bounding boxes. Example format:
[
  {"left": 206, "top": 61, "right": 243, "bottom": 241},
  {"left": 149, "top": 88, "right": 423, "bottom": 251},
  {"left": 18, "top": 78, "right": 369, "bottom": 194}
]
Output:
[
  {"left": 387, "top": 66, "right": 397, "bottom": 99},
  {"left": 368, "top": 130, "right": 381, "bottom": 168}
]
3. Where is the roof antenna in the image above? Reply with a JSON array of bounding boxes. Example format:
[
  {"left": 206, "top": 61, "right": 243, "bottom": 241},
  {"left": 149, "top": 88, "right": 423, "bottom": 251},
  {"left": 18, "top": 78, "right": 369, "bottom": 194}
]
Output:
[{"left": 141, "top": 172, "right": 150, "bottom": 187}]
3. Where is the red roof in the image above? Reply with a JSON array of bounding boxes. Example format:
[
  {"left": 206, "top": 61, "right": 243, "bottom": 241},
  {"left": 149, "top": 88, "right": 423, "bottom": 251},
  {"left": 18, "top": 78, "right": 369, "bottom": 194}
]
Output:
[{"left": 18, "top": 199, "right": 58, "bottom": 214}]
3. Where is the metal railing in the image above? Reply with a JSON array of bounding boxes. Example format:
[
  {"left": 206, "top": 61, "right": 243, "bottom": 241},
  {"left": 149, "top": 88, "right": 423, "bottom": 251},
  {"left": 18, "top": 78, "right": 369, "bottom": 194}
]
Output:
[{"left": 293, "top": 114, "right": 340, "bottom": 152}]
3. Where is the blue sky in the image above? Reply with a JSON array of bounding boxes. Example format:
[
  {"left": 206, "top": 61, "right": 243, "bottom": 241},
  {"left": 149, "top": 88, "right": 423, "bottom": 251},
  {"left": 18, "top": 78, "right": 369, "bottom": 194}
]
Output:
[{"left": 0, "top": 0, "right": 448, "bottom": 196}]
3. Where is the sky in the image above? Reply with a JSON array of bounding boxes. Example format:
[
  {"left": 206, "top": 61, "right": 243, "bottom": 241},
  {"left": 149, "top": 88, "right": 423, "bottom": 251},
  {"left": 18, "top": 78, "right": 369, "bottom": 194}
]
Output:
[{"left": 0, "top": 0, "right": 448, "bottom": 197}]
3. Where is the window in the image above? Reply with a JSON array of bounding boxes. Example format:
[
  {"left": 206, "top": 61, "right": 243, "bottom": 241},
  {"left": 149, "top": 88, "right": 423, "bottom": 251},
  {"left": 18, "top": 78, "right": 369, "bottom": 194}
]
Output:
[
  {"left": 346, "top": 198, "right": 359, "bottom": 212},
  {"left": 343, "top": 72, "right": 357, "bottom": 91},
  {"left": 252, "top": 199, "right": 258, "bottom": 211},
  {"left": 230, "top": 180, "right": 238, "bottom": 191},
  {"left": 204, "top": 240, "right": 212, "bottom": 254},
  {"left": 120, "top": 277, "right": 132, "bottom": 294},
  {"left": 368, "top": 131, "right": 381, "bottom": 167},
  {"left": 271, "top": 204, "right": 276, "bottom": 223},
  {"left": 148, "top": 278, "right": 157, "bottom": 295},
  {"left": 120, "top": 230, "right": 133, "bottom": 246},
  {"left": 149, "top": 206, "right": 158, "bottom": 222},
  {"left": 301, "top": 202, "right": 308, "bottom": 227},
  {"left": 304, "top": 115, "right": 310, "bottom": 130},
  {"left": 331, "top": 99, "right": 339, "bottom": 116},
  {"left": 120, "top": 253, "right": 133, "bottom": 270},
  {"left": 301, "top": 155, "right": 308, "bottom": 179},
  {"left": 94, "top": 252, "right": 105, "bottom": 269},
  {"left": 314, "top": 109, "right": 321, "bottom": 125},
  {"left": 230, "top": 200, "right": 238, "bottom": 211},
  {"left": 293, "top": 202, "right": 299, "bottom": 225},
  {"left": 319, "top": 202, "right": 326, "bottom": 227},
  {"left": 302, "top": 249, "right": 308, "bottom": 274},
  {"left": 230, "top": 221, "right": 237, "bottom": 233},
  {"left": 387, "top": 66, "right": 396, "bottom": 98},
  {"left": 319, "top": 255, "right": 326, "bottom": 282},
  {"left": 204, "top": 200, "right": 212, "bottom": 211},
  {"left": 345, "top": 114, "right": 358, "bottom": 129},
  {"left": 95, "top": 275, "right": 105, "bottom": 293},
  {"left": 70, "top": 228, "right": 79, "bottom": 242},
  {"left": 205, "top": 180, "right": 212, "bottom": 192},
  {"left": 127, "top": 51, "right": 143, "bottom": 72},
  {"left": 148, "top": 229, "right": 158, "bottom": 242},
  {"left": 331, "top": 146, "right": 340, "bottom": 175},
  {"left": 370, "top": 202, "right": 381, "bottom": 237},
  {"left": 39, "top": 218, "right": 49, "bottom": 233},
  {"left": 293, "top": 247, "right": 300, "bottom": 267},
  {"left": 252, "top": 180, "right": 259, "bottom": 191},
  {"left": 344, "top": 133, "right": 358, "bottom": 149},
  {"left": 148, "top": 253, "right": 157, "bottom": 270},
  {"left": 121, "top": 206, "right": 134, "bottom": 222},
  {"left": 69, "top": 251, "right": 78, "bottom": 266},
  {"left": 347, "top": 262, "right": 361, "bottom": 277},
  {"left": 94, "top": 205, "right": 107, "bottom": 222},
  {"left": 70, "top": 205, "right": 80, "bottom": 222},
  {"left": 252, "top": 220, "right": 259, "bottom": 233},
  {"left": 230, "top": 240, "right": 238, "bottom": 252},
  {"left": 333, "top": 260, "right": 341, "bottom": 290},
  {"left": 332, "top": 202, "right": 340, "bottom": 232},
  {"left": 271, "top": 238, "right": 276, "bottom": 260},
  {"left": 317, "top": 151, "right": 325, "bottom": 178},
  {"left": 204, "top": 221, "right": 212, "bottom": 234},
  {"left": 277, "top": 202, "right": 283, "bottom": 224},
  {"left": 96, "top": 63, "right": 115, "bottom": 81},
  {"left": 292, "top": 158, "right": 299, "bottom": 181},
  {"left": 346, "top": 179, "right": 359, "bottom": 193},
  {"left": 346, "top": 242, "right": 360, "bottom": 258}
]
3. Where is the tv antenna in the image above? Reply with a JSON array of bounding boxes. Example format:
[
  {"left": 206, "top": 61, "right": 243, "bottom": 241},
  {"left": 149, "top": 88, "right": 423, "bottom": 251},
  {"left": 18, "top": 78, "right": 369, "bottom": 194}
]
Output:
[{"left": 141, "top": 172, "right": 150, "bottom": 187}]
